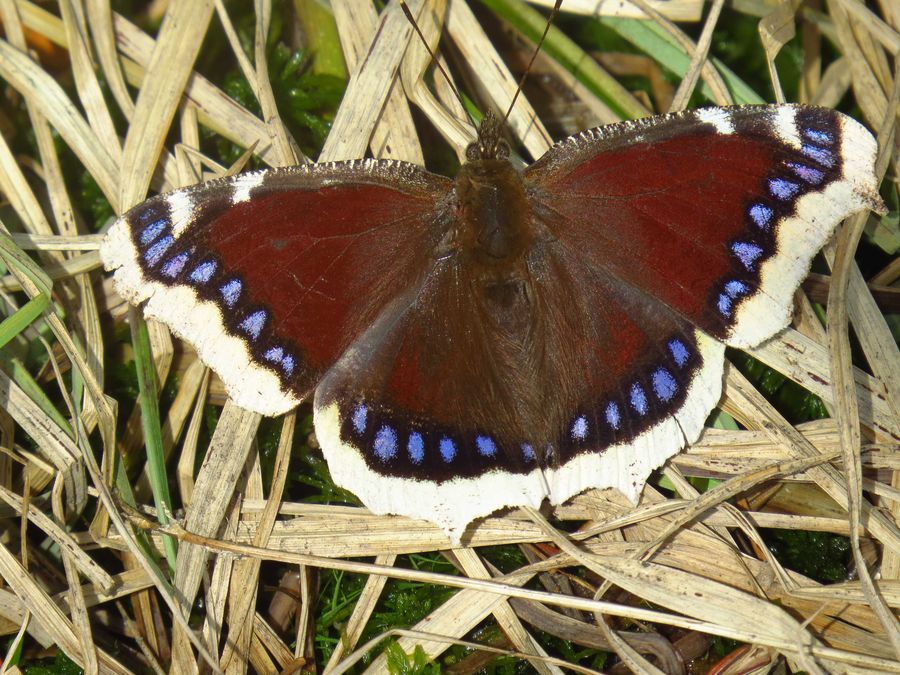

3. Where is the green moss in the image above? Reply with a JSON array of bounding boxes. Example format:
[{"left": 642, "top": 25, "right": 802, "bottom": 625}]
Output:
[
  {"left": 765, "top": 529, "right": 851, "bottom": 583},
  {"left": 22, "top": 650, "right": 83, "bottom": 675},
  {"left": 729, "top": 350, "right": 830, "bottom": 423}
]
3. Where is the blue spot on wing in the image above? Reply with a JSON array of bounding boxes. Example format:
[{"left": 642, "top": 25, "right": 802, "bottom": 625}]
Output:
[
  {"left": 731, "top": 242, "right": 763, "bottom": 271},
  {"left": 803, "top": 128, "right": 833, "bottom": 145},
  {"left": 239, "top": 310, "right": 266, "bottom": 340},
  {"left": 140, "top": 219, "right": 167, "bottom": 246},
  {"left": 801, "top": 143, "right": 835, "bottom": 167},
  {"left": 160, "top": 251, "right": 189, "bottom": 278},
  {"left": 352, "top": 404, "right": 368, "bottom": 434},
  {"left": 143, "top": 235, "right": 174, "bottom": 266},
  {"left": 439, "top": 437, "right": 457, "bottom": 462},
  {"left": 373, "top": 425, "right": 398, "bottom": 461},
  {"left": 748, "top": 203, "right": 773, "bottom": 230},
  {"left": 605, "top": 401, "right": 621, "bottom": 430},
  {"left": 189, "top": 260, "right": 217, "bottom": 284},
  {"left": 725, "top": 280, "right": 749, "bottom": 297},
  {"left": 629, "top": 383, "right": 648, "bottom": 415},
  {"left": 476, "top": 435, "right": 497, "bottom": 457},
  {"left": 717, "top": 293, "right": 733, "bottom": 316},
  {"left": 769, "top": 178, "right": 800, "bottom": 200},
  {"left": 220, "top": 279, "right": 242, "bottom": 307},
  {"left": 651, "top": 368, "right": 678, "bottom": 402},
  {"left": 521, "top": 443, "right": 535, "bottom": 461},
  {"left": 668, "top": 339, "right": 690, "bottom": 368},
  {"left": 264, "top": 346, "right": 283, "bottom": 363},
  {"left": 407, "top": 432, "right": 425, "bottom": 464},
  {"left": 281, "top": 354, "right": 295, "bottom": 377},
  {"left": 787, "top": 162, "right": 825, "bottom": 185},
  {"left": 571, "top": 416, "right": 588, "bottom": 441}
]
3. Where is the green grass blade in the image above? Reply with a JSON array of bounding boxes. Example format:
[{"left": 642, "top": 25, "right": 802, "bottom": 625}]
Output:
[
  {"left": 479, "top": 0, "right": 650, "bottom": 120},
  {"left": 0, "top": 353, "right": 72, "bottom": 434},
  {"left": 129, "top": 309, "right": 178, "bottom": 571},
  {"left": 598, "top": 16, "right": 765, "bottom": 105},
  {"left": 294, "top": 0, "right": 347, "bottom": 79},
  {"left": 0, "top": 230, "right": 73, "bottom": 433},
  {"left": 0, "top": 293, "right": 49, "bottom": 350}
]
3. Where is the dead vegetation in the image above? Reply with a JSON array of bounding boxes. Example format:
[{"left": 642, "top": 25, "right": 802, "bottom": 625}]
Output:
[{"left": 0, "top": 0, "right": 898, "bottom": 673}]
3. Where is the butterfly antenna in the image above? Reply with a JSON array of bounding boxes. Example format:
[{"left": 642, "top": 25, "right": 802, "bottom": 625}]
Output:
[
  {"left": 399, "top": 0, "right": 476, "bottom": 129},
  {"left": 503, "top": 0, "right": 563, "bottom": 123}
]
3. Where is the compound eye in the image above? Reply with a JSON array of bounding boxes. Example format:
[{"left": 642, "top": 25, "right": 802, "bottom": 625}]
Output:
[
  {"left": 465, "top": 142, "right": 481, "bottom": 161},
  {"left": 494, "top": 140, "right": 510, "bottom": 160}
]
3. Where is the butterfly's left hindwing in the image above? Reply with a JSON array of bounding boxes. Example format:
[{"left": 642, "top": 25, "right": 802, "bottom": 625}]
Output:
[
  {"left": 525, "top": 105, "right": 883, "bottom": 349},
  {"left": 102, "top": 160, "right": 453, "bottom": 415}
]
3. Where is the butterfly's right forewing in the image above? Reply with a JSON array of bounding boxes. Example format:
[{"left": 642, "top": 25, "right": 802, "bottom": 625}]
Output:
[{"left": 102, "top": 160, "right": 453, "bottom": 415}]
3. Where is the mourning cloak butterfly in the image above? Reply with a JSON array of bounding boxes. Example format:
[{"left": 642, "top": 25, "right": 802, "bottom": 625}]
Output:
[{"left": 102, "top": 104, "right": 883, "bottom": 541}]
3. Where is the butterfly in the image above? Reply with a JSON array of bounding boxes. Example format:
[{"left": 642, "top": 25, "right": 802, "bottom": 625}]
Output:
[{"left": 102, "top": 104, "right": 883, "bottom": 542}]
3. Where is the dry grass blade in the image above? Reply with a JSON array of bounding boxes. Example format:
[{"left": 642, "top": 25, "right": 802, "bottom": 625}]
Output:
[
  {"left": 531, "top": 0, "right": 703, "bottom": 22},
  {"left": 0, "top": 485, "right": 113, "bottom": 590},
  {"left": 0, "top": 116, "right": 55, "bottom": 243},
  {"left": 0, "top": 39, "right": 119, "bottom": 209},
  {"left": 758, "top": 1, "right": 798, "bottom": 105},
  {"left": 84, "top": 0, "right": 133, "bottom": 118},
  {"left": 0, "top": 365, "right": 85, "bottom": 513},
  {"left": 525, "top": 507, "right": 828, "bottom": 674},
  {"left": 169, "top": 401, "right": 260, "bottom": 670},
  {"left": 1, "top": 0, "right": 898, "bottom": 673},
  {"left": 59, "top": 0, "right": 121, "bottom": 167},
  {"left": 724, "top": 367, "right": 900, "bottom": 552},
  {"left": 333, "top": 628, "right": 606, "bottom": 675},
  {"left": 595, "top": 615, "right": 667, "bottom": 675},
  {"left": 220, "top": 413, "right": 294, "bottom": 671},
  {"left": 332, "top": 1, "right": 423, "bottom": 163},
  {"left": 445, "top": 0, "right": 551, "bottom": 158},
  {"left": 0, "top": 540, "right": 130, "bottom": 673},
  {"left": 384, "top": 548, "right": 560, "bottom": 674},
  {"left": 118, "top": 1, "right": 215, "bottom": 209},
  {"left": 628, "top": 0, "right": 732, "bottom": 106},
  {"left": 667, "top": 0, "right": 724, "bottom": 111},
  {"left": 824, "top": 68, "right": 900, "bottom": 655},
  {"left": 322, "top": 553, "right": 396, "bottom": 672},
  {"left": 322, "top": 0, "right": 426, "bottom": 162},
  {"left": 748, "top": 328, "right": 898, "bottom": 439}
]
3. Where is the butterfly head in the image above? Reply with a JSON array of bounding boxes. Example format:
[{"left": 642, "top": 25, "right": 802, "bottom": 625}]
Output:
[
  {"left": 466, "top": 110, "right": 510, "bottom": 161},
  {"left": 455, "top": 113, "right": 533, "bottom": 266}
]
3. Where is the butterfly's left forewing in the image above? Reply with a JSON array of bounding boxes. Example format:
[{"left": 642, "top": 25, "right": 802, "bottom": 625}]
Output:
[{"left": 102, "top": 160, "right": 453, "bottom": 415}]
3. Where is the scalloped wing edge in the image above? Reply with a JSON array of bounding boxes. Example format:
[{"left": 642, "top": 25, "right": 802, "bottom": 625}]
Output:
[
  {"left": 726, "top": 110, "right": 884, "bottom": 348},
  {"left": 100, "top": 159, "right": 448, "bottom": 417},
  {"left": 102, "top": 218, "right": 300, "bottom": 415},
  {"left": 313, "top": 330, "right": 724, "bottom": 544}
]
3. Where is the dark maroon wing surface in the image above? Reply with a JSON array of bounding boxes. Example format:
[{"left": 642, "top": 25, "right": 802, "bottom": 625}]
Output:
[
  {"left": 310, "top": 234, "right": 726, "bottom": 537},
  {"left": 103, "top": 105, "right": 882, "bottom": 542},
  {"left": 102, "top": 160, "right": 453, "bottom": 415},
  {"left": 525, "top": 105, "right": 881, "bottom": 348}
]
